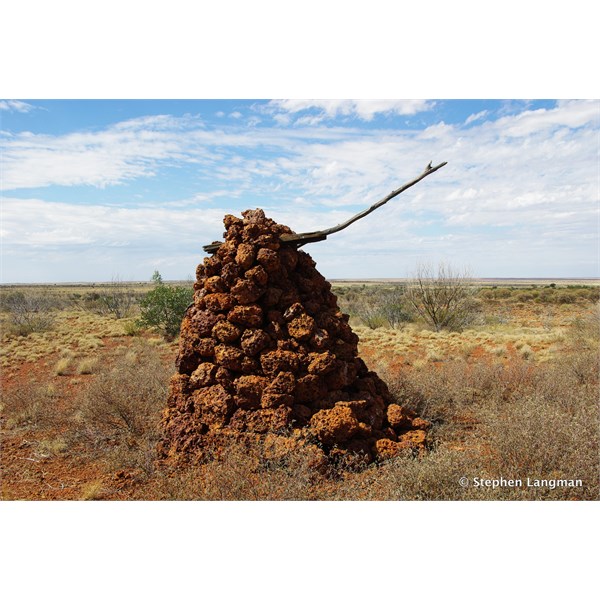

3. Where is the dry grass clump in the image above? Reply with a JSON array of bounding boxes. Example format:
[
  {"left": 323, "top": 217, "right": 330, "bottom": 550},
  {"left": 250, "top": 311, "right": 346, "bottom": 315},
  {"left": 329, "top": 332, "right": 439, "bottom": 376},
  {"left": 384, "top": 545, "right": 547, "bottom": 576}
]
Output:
[
  {"left": 76, "top": 358, "right": 97, "bottom": 375},
  {"left": 476, "top": 393, "right": 598, "bottom": 499},
  {"left": 321, "top": 446, "right": 488, "bottom": 500},
  {"left": 80, "top": 343, "right": 168, "bottom": 436},
  {"left": 37, "top": 437, "right": 69, "bottom": 456},
  {"left": 122, "top": 319, "right": 143, "bottom": 336},
  {"left": 54, "top": 357, "right": 72, "bottom": 376},
  {"left": 371, "top": 337, "right": 599, "bottom": 499},
  {"left": 81, "top": 481, "right": 106, "bottom": 500},
  {"left": 378, "top": 359, "right": 512, "bottom": 421}
]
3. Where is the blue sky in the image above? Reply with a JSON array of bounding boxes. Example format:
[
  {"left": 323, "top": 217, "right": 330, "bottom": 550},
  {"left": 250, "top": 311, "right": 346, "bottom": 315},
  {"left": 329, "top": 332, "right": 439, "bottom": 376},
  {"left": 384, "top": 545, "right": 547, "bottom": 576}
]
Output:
[{"left": 1, "top": 99, "right": 598, "bottom": 282}]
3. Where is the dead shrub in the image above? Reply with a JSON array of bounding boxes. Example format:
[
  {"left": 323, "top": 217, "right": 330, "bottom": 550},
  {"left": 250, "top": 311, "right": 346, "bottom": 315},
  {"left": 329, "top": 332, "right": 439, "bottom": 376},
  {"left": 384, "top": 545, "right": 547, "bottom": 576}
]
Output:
[
  {"left": 0, "top": 383, "right": 57, "bottom": 429},
  {"left": 78, "top": 342, "right": 171, "bottom": 478},
  {"left": 71, "top": 279, "right": 139, "bottom": 319},
  {"left": 405, "top": 263, "right": 480, "bottom": 332},
  {"left": 81, "top": 343, "right": 168, "bottom": 438},
  {"left": 1, "top": 292, "right": 55, "bottom": 336}
]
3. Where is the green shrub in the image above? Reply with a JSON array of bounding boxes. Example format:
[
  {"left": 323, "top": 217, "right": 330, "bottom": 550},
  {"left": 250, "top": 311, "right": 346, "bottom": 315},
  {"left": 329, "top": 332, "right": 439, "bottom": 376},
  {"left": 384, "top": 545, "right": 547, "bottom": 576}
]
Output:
[{"left": 136, "top": 272, "right": 193, "bottom": 340}]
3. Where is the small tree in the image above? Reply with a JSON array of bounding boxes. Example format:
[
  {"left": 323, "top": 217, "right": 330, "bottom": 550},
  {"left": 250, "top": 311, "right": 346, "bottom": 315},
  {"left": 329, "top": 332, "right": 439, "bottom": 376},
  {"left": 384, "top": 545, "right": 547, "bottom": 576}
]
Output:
[
  {"left": 405, "top": 262, "right": 478, "bottom": 332},
  {"left": 137, "top": 272, "right": 193, "bottom": 340}
]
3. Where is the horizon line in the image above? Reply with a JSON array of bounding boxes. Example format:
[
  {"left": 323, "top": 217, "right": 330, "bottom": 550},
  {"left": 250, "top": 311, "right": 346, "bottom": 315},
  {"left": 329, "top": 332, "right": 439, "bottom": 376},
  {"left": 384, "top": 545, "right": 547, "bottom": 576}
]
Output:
[{"left": 2, "top": 276, "right": 599, "bottom": 287}]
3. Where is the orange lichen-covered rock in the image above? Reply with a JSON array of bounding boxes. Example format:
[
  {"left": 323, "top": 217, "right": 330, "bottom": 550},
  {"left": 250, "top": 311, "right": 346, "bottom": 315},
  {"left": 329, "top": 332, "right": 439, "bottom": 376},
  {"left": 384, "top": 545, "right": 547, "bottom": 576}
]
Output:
[
  {"left": 386, "top": 403, "right": 411, "bottom": 429},
  {"left": 374, "top": 429, "right": 428, "bottom": 461},
  {"left": 228, "top": 304, "right": 263, "bottom": 328},
  {"left": 193, "top": 384, "right": 233, "bottom": 429},
  {"left": 374, "top": 438, "right": 404, "bottom": 461},
  {"left": 158, "top": 208, "right": 429, "bottom": 467},
  {"left": 411, "top": 418, "right": 431, "bottom": 431},
  {"left": 260, "top": 350, "right": 300, "bottom": 376},
  {"left": 310, "top": 405, "right": 361, "bottom": 445},
  {"left": 287, "top": 313, "right": 316, "bottom": 341},
  {"left": 212, "top": 320, "right": 242, "bottom": 343},
  {"left": 397, "top": 429, "right": 427, "bottom": 447}
]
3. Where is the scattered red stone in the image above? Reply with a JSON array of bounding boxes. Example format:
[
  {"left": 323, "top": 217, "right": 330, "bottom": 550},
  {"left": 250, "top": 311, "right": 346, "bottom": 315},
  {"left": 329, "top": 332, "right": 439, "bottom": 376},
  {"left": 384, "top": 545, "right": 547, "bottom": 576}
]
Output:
[{"left": 158, "top": 209, "right": 429, "bottom": 466}]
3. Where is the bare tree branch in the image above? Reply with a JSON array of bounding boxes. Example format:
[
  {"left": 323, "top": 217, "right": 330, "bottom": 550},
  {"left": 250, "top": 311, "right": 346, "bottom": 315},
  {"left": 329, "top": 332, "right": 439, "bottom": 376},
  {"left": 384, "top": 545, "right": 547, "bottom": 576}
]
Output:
[{"left": 203, "top": 161, "right": 447, "bottom": 254}]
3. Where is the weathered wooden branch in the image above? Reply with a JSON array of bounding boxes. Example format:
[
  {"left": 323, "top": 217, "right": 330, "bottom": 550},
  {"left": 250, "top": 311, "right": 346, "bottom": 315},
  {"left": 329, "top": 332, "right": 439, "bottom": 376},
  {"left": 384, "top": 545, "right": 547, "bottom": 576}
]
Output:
[{"left": 203, "top": 161, "right": 447, "bottom": 254}]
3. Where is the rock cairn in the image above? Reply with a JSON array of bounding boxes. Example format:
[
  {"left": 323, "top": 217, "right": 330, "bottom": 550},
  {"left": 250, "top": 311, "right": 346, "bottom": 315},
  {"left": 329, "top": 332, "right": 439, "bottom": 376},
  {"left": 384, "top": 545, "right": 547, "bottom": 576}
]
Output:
[{"left": 158, "top": 209, "right": 429, "bottom": 465}]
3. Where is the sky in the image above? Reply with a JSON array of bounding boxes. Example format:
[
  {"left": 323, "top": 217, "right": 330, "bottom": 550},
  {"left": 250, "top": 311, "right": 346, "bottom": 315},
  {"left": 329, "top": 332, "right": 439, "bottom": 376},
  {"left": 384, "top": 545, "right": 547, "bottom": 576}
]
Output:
[{"left": 1, "top": 98, "right": 598, "bottom": 283}]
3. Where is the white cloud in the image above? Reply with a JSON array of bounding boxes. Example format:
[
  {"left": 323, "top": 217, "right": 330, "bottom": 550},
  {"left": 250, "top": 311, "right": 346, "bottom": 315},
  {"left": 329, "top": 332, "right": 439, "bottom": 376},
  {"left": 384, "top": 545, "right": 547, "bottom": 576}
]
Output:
[
  {"left": 0, "top": 114, "right": 357, "bottom": 190},
  {"left": 111, "top": 114, "right": 201, "bottom": 130},
  {"left": 465, "top": 110, "right": 488, "bottom": 125},
  {"left": 0, "top": 99, "right": 36, "bottom": 112},
  {"left": 268, "top": 99, "right": 434, "bottom": 121},
  {"left": 1, "top": 116, "right": 207, "bottom": 189},
  {"left": 493, "top": 99, "right": 599, "bottom": 137},
  {"left": 1, "top": 197, "right": 229, "bottom": 282}
]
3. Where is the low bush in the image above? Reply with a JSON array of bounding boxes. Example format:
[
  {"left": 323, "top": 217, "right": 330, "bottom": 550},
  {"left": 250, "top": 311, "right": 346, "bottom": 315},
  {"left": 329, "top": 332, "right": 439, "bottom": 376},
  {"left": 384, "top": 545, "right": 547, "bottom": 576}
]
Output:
[
  {"left": 80, "top": 343, "right": 169, "bottom": 439},
  {"left": 340, "top": 285, "right": 411, "bottom": 329},
  {"left": 77, "top": 342, "right": 171, "bottom": 479},
  {"left": 1, "top": 292, "right": 55, "bottom": 336},
  {"left": 70, "top": 280, "right": 141, "bottom": 319},
  {"left": 0, "top": 382, "right": 58, "bottom": 429},
  {"left": 137, "top": 273, "right": 193, "bottom": 340}
]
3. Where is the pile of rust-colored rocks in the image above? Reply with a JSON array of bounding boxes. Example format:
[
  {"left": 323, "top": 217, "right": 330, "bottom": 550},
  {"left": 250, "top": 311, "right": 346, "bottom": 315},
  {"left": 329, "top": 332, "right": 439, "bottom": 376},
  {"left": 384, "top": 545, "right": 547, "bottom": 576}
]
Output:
[{"left": 158, "top": 209, "right": 429, "bottom": 467}]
